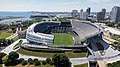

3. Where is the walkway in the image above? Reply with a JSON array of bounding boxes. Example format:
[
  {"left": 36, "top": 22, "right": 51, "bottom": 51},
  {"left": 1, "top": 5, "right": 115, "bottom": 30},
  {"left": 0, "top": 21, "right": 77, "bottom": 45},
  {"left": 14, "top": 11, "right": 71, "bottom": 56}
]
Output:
[
  {"left": 105, "top": 27, "right": 120, "bottom": 35},
  {"left": 1, "top": 39, "right": 20, "bottom": 54},
  {"left": 6, "top": 32, "right": 18, "bottom": 40}
]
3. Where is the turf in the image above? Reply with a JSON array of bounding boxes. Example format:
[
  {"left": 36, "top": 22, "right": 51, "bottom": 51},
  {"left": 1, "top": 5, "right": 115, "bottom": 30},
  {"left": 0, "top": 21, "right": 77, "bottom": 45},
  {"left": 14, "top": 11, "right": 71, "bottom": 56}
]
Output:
[
  {"left": 74, "top": 63, "right": 88, "bottom": 67},
  {"left": 2, "top": 55, "right": 8, "bottom": 63},
  {"left": 17, "top": 48, "right": 86, "bottom": 58},
  {"left": 0, "top": 31, "right": 13, "bottom": 39},
  {"left": 51, "top": 33, "right": 74, "bottom": 46}
]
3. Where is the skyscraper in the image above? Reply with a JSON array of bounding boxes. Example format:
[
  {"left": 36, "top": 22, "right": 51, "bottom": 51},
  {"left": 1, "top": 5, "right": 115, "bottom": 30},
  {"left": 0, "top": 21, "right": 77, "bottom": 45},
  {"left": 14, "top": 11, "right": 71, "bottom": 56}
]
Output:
[
  {"left": 110, "top": 6, "right": 120, "bottom": 22},
  {"left": 86, "top": 7, "right": 91, "bottom": 16},
  {"left": 86, "top": 7, "right": 91, "bottom": 19},
  {"left": 102, "top": 8, "right": 106, "bottom": 19},
  {"left": 96, "top": 8, "right": 106, "bottom": 22},
  {"left": 80, "top": 9, "right": 84, "bottom": 19}
]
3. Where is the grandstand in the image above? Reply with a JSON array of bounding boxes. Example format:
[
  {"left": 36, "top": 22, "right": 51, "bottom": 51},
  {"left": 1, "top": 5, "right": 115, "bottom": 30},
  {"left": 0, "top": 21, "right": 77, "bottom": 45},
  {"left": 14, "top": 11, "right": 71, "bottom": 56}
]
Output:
[{"left": 23, "top": 21, "right": 102, "bottom": 50}]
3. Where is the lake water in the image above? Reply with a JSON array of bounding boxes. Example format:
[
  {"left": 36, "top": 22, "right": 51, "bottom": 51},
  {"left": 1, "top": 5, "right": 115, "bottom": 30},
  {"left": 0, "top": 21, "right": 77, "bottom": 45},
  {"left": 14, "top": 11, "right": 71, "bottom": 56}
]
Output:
[
  {"left": 0, "top": 12, "right": 69, "bottom": 24},
  {"left": 0, "top": 12, "right": 39, "bottom": 17},
  {"left": 0, "top": 12, "right": 37, "bottom": 23}
]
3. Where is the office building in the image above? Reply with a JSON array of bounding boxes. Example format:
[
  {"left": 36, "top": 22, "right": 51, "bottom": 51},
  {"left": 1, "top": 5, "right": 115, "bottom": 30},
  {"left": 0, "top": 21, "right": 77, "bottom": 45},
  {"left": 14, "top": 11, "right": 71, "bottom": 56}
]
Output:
[
  {"left": 80, "top": 9, "right": 84, "bottom": 19},
  {"left": 102, "top": 8, "right": 106, "bottom": 19},
  {"left": 86, "top": 7, "right": 91, "bottom": 16},
  {"left": 110, "top": 6, "right": 120, "bottom": 22},
  {"left": 96, "top": 12, "right": 105, "bottom": 21}
]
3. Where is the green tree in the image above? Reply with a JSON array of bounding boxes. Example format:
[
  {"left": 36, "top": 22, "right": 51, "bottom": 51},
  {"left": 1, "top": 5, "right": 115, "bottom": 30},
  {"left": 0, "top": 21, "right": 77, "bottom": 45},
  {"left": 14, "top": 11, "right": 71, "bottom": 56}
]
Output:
[
  {"left": 8, "top": 52, "right": 19, "bottom": 60},
  {"left": 42, "top": 61, "right": 47, "bottom": 65},
  {"left": 28, "top": 58, "right": 33, "bottom": 63},
  {"left": 34, "top": 58, "right": 38, "bottom": 62},
  {"left": 21, "top": 60, "right": 27, "bottom": 65},
  {"left": 7, "top": 39, "right": 12, "bottom": 45},
  {"left": 3, "top": 39, "right": 8, "bottom": 46},
  {"left": 19, "top": 58, "right": 24, "bottom": 63},
  {"left": 34, "top": 60, "right": 40, "bottom": 66},
  {"left": 52, "top": 54, "right": 71, "bottom": 67},
  {"left": 46, "top": 58, "right": 51, "bottom": 64},
  {"left": 0, "top": 53, "right": 6, "bottom": 64}
]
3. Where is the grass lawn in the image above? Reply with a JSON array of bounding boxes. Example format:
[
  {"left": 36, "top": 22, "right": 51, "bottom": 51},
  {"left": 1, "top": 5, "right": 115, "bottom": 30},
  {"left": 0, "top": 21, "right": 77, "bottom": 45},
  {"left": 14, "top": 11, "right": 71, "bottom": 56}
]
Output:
[
  {"left": 0, "top": 64, "right": 2, "bottom": 67},
  {"left": 74, "top": 63, "right": 88, "bottom": 67},
  {"left": 17, "top": 48, "right": 86, "bottom": 58},
  {"left": 13, "top": 36, "right": 18, "bottom": 42},
  {"left": 50, "top": 33, "right": 74, "bottom": 46},
  {"left": 0, "top": 30, "right": 13, "bottom": 39},
  {"left": 8, "top": 64, "right": 55, "bottom": 67},
  {"left": 2, "top": 55, "right": 8, "bottom": 63},
  {"left": 35, "top": 64, "right": 55, "bottom": 67}
]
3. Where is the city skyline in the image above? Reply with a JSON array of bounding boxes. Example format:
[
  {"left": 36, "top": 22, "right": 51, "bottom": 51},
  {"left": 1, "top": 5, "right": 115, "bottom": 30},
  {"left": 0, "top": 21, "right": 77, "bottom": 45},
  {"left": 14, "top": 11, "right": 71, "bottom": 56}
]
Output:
[{"left": 0, "top": 0, "right": 120, "bottom": 12}]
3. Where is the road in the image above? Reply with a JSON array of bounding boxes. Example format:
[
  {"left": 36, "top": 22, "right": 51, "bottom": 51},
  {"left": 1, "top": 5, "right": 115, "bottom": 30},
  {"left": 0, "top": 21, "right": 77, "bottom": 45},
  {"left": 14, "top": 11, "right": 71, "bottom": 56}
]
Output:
[{"left": 104, "top": 27, "right": 120, "bottom": 35}]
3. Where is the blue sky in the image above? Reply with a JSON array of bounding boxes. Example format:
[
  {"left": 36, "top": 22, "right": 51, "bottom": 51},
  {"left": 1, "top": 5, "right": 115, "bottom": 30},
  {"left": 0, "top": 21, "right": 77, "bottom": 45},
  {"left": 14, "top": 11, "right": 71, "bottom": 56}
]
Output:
[{"left": 0, "top": 0, "right": 120, "bottom": 12}]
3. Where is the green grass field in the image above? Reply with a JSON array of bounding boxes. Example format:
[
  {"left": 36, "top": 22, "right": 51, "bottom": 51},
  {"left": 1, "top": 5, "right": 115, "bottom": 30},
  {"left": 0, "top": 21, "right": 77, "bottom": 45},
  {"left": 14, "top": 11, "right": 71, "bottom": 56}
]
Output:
[
  {"left": 3, "top": 62, "right": 55, "bottom": 67},
  {"left": 2, "top": 55, "right": 8, "bottom": 63},
  {"left": 0, "top": 64, "right": 2, "bottom": 67},
  {"left": 17, "top": 48, "right": 86, "bottom": 58},
  {"left": 0, "top": 31, "right": 13, "bottom": 39},
  {"left": 74, "top": 63, "right": 88, "bottom": 67},
  {"left": 51, "top": 33, "right": 74, "bottom": 46}
]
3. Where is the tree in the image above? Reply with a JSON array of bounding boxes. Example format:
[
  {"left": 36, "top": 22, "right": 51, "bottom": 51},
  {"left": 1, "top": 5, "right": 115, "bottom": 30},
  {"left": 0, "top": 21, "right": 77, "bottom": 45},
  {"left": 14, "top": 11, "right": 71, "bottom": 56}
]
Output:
[
  {"left": 19, "top": 58, "right": 24, "bottom": 63},
  {"left": 42, "top": 61, "right": 47, "bottom": 65},
  {"left": 49, "top": 61, "right": 54, "bottom": 65},
  {"left": 46, "top": 58, "right": 51, "bottom": 64},
  {"left": 0, "top": 53, "right": 7, "bottom": 64},
  {"left": 28, "top": 58, "right": 33, "bottom": 63},
  {"left": 52, "top": 54, "right": 71, "bottom": 67},
  {"left": 7, "top": 39, "right": 12, "bottom": 45},
  {"left": 21, "top": 60, "right": 27, "bottom": 65},
  {"left": 8, "top": 52, "right": 19, "bottom": 60},
  {"left": 3, "top": 39, "right": 8, "bottom": 46},
  {"left": 29, "top": 61, "right": 34, "bottom": 65},
  {"left": 34, "top": 58, "right": 38, "bottom": 62},
  {"left": 34, "top": 60, "right": 40, "bottom": 66}
]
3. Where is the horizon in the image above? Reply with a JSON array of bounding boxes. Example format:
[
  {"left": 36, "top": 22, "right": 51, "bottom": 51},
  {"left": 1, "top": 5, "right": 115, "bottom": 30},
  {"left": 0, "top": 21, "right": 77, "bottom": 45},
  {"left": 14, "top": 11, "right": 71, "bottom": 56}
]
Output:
[{"left": 0, "top": 0, "right": 120, "bottom": 12}]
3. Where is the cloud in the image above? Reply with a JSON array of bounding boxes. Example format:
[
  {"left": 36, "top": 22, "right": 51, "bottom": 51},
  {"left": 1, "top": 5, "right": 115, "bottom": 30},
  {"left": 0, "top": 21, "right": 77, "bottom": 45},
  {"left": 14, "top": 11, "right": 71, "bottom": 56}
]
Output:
[
  {"left": 62, "top": 2, "right": 80, "bottom": 5},
  {"left": 88, "top": 0, "right": 111, "bottom": 3}
]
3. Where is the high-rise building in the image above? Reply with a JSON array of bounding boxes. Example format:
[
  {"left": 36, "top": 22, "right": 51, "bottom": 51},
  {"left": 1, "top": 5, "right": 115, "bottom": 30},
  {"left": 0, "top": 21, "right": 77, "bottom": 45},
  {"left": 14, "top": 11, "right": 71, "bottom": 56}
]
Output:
[
  {"left": 86, "top": 7, "right": 91, "bottom": 19},
  {"left": 102, "top": 8, "right": 106, "bottom": 19},
  {"left": 96, "top": 9, "right": 106, "bottom": 22},
  {"left": 71, "top": 10, "right": 79, "bottom": 18},
  {"left": 80, "top": 9, "right": 84, "bottom": 19},
  {"left": 96, "top": 12, "right": 105, "bottom": 21},
  {"left": 102, "top": 8, "right": 106, "bottom": 14},
  {"left": 86, "top": 7, "right": 91, "bottom": 16},
  {"left": 110, "top": 6, "right": 120, "bottom": 22},
  {"left": 83, "top": 12, "right": 87, "bottom": 20}
]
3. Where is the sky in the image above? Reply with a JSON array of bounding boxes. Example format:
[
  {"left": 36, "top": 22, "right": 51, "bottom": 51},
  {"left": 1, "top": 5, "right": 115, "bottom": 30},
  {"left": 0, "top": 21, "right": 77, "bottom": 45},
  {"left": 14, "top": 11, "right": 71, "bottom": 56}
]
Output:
[{"left": 0, "top": 0, "right": 120, "bottom": 12}]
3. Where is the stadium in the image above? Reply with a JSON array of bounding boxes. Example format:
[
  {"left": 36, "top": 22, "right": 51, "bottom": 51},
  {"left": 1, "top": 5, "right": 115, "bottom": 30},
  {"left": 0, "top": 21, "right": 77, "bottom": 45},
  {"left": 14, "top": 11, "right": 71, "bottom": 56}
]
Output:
[{"left": 21, "top": 21, "right": 102, "bottom": 51}]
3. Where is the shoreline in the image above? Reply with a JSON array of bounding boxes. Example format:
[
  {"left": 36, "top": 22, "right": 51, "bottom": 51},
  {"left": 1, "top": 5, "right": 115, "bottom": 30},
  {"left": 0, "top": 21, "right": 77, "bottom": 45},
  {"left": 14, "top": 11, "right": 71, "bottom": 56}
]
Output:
[
  {"left": 0, "top": 16, "right": 25, "bottom": 20},
  {"left": 0, "top": 17, "right": 31, "bottom": 24}
]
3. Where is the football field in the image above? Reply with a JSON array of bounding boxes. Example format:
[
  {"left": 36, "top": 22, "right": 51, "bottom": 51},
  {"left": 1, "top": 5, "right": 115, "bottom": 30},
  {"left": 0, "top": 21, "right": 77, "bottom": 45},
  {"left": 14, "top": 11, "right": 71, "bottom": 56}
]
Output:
[{"left": 53, "top": 33, "right": 74, "bottom": 46}]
